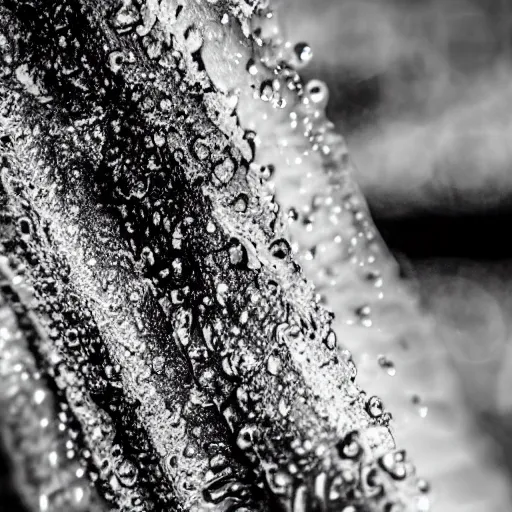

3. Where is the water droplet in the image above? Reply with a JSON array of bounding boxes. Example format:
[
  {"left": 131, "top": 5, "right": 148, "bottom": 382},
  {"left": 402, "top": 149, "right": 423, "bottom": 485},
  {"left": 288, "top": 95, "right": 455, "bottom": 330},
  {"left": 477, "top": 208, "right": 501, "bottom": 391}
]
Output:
[
  {"left": 246, "top": 58, "right": 258, "bottom": 76},
  {"left": 267, "top": 354, "right": 281, "bottom": 375},
  {"left": 18, "top": 217, "right": 31, "bottom": 236},
  {"left": 278, "top": 397, "right": 290, "bottom": 417},
  {"left": 324, "top": 330, "right": 337, "bottom": 350},
  {"left": 172, "top": 258, "right": 183, "bottom": 278},
  {"left": 110, "top": 0, "right": 140, "bottom": 34},
  {"left": 260, "top": 80, "right": 274, "bottom": 102},
  {"left": 268, "top": 468, "right": 292, "bottom": 496},
  {"left": 108, "top": 51, "right": 125, "bottom": 73},
  {"left": 236, "top": 425, "right": 257, "bottom": 451},
  {"left": 355, "top": 305, "right": 372, "bottom": 327},
  {"left": 417, "top": 495, "right": 431, "bottom": 512},
  {"left": 216, "top": 283, "right": 228, "bottom": 306},
  {"left": 39, "top": 494, "right": 49, "bottom": 511},
  {"left": 33, "top": 388, "right": 46, "bottom": 405},
  {"left": 233, "top": 194, "right": 248, "bottom": 213},
  {"left": 366, "top": 396, "right": 384, "bottom": 418},
  {"left": 305, "top": 79, "right": 328, "bottom": 106},
  {"left": 193, "top": 139, "right": 210, "bottom": 161},
  {"left": 116, "top": 459, "right": 138, "bottom": 488},
  {"left": 229, "top": 242, "right": 245, "bottom": 266},
  {"left": 378, "top": 355, "right": 396, "bottom": 377},
  {"left": 154, "top": 133, "right": 165, "bottom": 147},
  {"left": 293, "top": 42, "right": 313, "bottom": 67},
  {"left": 379, "top": 450, "right": 408, "bottom": 481},
  {"left": 213, "top": 157, "right": 236, "bottom": 185},
  {"left": 174, "top": 309, "right": 193, "bottom": 346},
  {"left": 336, "top": 431, "right": 362, "bottom": 460},
  {"left": 269, "top": 238, "right": 291, "bottom": 260},
  {"left": 412, "top": 395, "right": 428, "bottom": 418},
  {"left": 152, "top": 356, "right": 165, "bottom": 374},
  {"left": 183, "top": 444, "right": 196, "bottom": 458},
  {"left": 184, "top": 27, "right": 203, "bottom": 53},
  {"left": 418, "top": 479, "right": 430, "bottom": 493}
]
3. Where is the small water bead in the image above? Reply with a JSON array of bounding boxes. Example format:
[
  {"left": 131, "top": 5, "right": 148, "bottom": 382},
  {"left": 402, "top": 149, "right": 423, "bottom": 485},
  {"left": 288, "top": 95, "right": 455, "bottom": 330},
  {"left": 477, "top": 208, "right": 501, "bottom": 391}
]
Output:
[
  {"left": 69, "top": 484, "right": 87, "bottom": 507},
  {"left": 152, "top": 356, "right": 165, "bottom": 374},
  {"left": 193, "top": 139, "right": 210, "bottom": 161},
  {"left": 269, "top": 468, "right": 293, "bottom": 496},
  {"left": 18, "top": 217, "right": 32, "bottom": 236},
  {"left": 417, "top": 479, "right": 430, "bottom": 494},
  {"left": 108, "top": 51, "right": 125, "bottom": 73},
  {"left": 266, "top": 354, "right": 281, "bottom": 376},
  {"left": 259, "top": 80, "right": 274, "bottom": 102},
  {"left": 269, "top": 238, "right": 291, "bottom": 260},
  {"left": 228, "top": 241, "right": 245, "bottom": 267},
  {"left": 110, "top": 0, "right": 140, "bottom": 34},
  {"left": 287, "top": 208, "right": 298, "bottom": 223},
  {"left": 336, "top": 431, "right": 362, "bottom": 460},
  {"left": 324, "top": 330, "right": 337, "bottom": 350},
  {"left": 278, "top": 397, "right": 290, "bottom": 417},
  {"left": 355, "top": 305, "right": 372, "bottom": 327},
  {"left": 183, "top": 444, "right": 196, "bottom": 458},
  {"left": 153, "top": 133, "right": 165, "bottom": 147},
  {"left": 213, "top": 157, "right": 236, "bottom": 185},
  {"left": 33, "top": 388, "right": 46, "bottom": 405},
  {"left": 366, "top": 396, "right": 384, "bottom": 418},
  {"left": 378, "top": 355, "right": 396, "bottom": 377},
  {"left": 274, "top": 97, "right": 287, "bottom": 109},
  {"left": 233, "top": 193, "right": 248, "bottom": 213},
  {"left": 259, "top": 164, "right": 275, "bottom": 180},
  {"left": 39, "top": 494, "right": 49, "bottom": 511},
  {"left": 184, "top": 26, "right": 203, "bottom": 54},
  {"left": 411, "top": 395, "right": 428, "bottom": 418},
  {"left": 383, "top": 504, "right": 404, "bottom": 512},
  {"left": 175, "top": 309, "right": 192, "bottom": 346},
  {"left": 216, "top": 283, "right": 228, "bottom": 306},
  {"left": 417, "top": 495, "right": 431, "bottom": 512},
  {"left": 246, "top": 58, "right": 258, "bottom": 76},
  {"left": 379, "top": 451, "right": 408, "bottom": 481},
  {"left": 293, "top": 42, "right": 313, "bottom": 68},
  {"left": 305, "top": 79, "right": 329, "bottom": 107},
  {"left": 236, "top": 424, "right": 257, "bottom": 451},
  {"left": 115, "top": 459, "right": 138, "bottom": 488}
]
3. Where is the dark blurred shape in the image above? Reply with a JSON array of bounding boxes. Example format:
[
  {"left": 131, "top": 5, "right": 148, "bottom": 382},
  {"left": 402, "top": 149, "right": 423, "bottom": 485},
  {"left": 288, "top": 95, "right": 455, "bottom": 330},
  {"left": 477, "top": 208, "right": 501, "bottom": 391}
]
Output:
[
  {"left": 0, "top": 440, "right": 28, "bottom": 512},
  {"left": 377, "top": 212, "right": 512, "bottom": 259}
]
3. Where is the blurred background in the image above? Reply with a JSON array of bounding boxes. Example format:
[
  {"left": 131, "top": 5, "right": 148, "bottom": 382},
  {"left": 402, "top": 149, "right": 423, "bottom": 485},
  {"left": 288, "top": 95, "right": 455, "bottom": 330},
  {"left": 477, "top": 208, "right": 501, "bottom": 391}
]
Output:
[{"left": 279, "top": 0, "right": 512, "bottom": 488}]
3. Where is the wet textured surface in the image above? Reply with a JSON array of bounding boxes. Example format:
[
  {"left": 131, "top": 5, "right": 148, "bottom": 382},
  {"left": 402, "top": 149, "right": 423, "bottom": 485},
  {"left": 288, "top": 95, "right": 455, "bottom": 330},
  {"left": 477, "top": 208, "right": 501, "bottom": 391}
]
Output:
[{"left": 0, "top": 0, "right": 508, "bottom": 511}]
